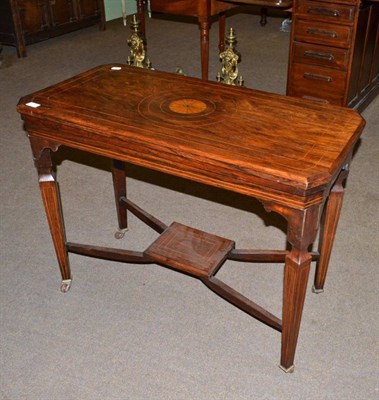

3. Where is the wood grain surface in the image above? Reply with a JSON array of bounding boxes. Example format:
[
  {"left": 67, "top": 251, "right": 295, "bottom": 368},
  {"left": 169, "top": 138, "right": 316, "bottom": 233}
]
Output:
[{"left": 18, "top": 65, "right": 364, "bottom": 209}]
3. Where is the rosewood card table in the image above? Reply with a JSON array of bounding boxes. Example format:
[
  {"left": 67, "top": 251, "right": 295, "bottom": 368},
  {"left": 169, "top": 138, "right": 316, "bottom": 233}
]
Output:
[{"left": 17, "top": 65, "right": 365, "bottom": 372}]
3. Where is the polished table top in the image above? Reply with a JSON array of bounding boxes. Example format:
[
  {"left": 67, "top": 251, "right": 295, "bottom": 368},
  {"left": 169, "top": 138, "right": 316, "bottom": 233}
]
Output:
[{"left": 18, "top": 64, "right": 364, "bottom": 208}]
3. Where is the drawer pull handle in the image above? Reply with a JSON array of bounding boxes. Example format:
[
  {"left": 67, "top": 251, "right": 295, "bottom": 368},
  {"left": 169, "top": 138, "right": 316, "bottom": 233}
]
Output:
[
  {"left": 302, "top": 96, "right": 329, "bottom": 104},
  {"left": 303, "top": 72, "right": 333, "bottom": 82},
  {"left": 304, "top": 50, "right": 335, "bottom": 61},
  {"left": 307, "top": 28, "right": 337, "bottom": 38},
  {"left": 307, "top": 7, "right": 340, "bottom": 17}
]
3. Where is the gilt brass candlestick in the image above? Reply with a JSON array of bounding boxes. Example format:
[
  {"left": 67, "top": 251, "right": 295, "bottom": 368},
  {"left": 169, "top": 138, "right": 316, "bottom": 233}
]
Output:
[
  {"left": 127, "top": 14, "right": 152, "bottom": 69},
  {"left": 217, "top": 28, "right": 243, "bottom": 86}
]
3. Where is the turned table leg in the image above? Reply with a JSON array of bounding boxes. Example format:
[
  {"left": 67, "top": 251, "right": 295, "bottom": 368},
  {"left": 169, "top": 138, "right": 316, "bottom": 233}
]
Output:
[
  {"left": 218, "top": 12, "right": 226, "bottom": 53},
  {"left": 34, "top": 147, "right": 72, "bottom": 293},
  {"left": 137, "top": 0, "right": 146, "bottom": 38},
  {"left": 260, "top": 7, "right": 268, "bottom": 27},
  {"left": 313, "top": 167, "right": 349, "bottom": 293},
  {"left": 199, "top": 16, "right": 211, "bottom": 80},
  {"left": 111, "top": 159, "right": 128, "bottom": 239}
]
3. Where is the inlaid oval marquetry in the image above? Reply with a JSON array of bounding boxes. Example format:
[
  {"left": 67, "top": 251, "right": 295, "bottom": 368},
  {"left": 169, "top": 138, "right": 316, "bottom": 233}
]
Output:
[
  {"left": 138, "top": 90, "right": 237, "bottom": 127},
  {"left": 168, "top": 99, "right": 208, "bottom": 115}
]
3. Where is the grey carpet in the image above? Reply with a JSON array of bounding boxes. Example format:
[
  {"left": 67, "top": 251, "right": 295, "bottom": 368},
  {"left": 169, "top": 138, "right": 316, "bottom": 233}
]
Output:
[{"left": 1, "top": 11, "right": 378, "bottom": 400}]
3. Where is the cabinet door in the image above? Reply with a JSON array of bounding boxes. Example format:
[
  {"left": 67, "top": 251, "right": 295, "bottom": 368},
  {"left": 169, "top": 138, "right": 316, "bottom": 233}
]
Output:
[
  {"left": 347, "top": 3, "right": 379, "bottom": 105},
  {"left": 17, "top": 0, "right": 49, "bottom": 35},
  {"left": 76, "top": 0, "right": 103, "bottom": 19},
  {"left": 48, "top": 0, "right": 76, "bottom": 27}
]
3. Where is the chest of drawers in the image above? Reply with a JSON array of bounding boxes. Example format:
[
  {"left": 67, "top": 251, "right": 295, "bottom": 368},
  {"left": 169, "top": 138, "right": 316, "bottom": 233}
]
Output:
[{"left": 287, "top": 0, "right": 379, "bottom": 110}]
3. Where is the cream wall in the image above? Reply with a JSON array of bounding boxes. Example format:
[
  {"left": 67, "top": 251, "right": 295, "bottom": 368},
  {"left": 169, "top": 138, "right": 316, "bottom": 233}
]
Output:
[{"left": 104, "top": 0, "right": 137, "bottom": 21}]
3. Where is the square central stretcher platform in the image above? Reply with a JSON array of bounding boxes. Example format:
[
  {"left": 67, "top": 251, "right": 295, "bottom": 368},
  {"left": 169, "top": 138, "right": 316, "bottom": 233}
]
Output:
[{"left": 17, "top": 64, "right": 365, "bottom": 372}]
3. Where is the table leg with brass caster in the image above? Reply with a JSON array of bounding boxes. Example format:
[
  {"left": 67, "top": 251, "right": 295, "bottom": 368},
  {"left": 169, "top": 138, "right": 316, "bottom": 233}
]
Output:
[
  {"left": 31, "top": 141, "right": 72, "bottom": 292},
  {"left": 114, "top": 228, "right": 129, "bottom": 239},
  {"left": 112, "top": 159, "right": 128, "bottom": 237},
  {"left": 313, "top": 166, "right": 349, "bottom": 293},
  {"left": 272, "top": 204, "right": 320, "bottom": 373},
  {"left": 60, "top": 279, "right": 72, "bottom": 293}
]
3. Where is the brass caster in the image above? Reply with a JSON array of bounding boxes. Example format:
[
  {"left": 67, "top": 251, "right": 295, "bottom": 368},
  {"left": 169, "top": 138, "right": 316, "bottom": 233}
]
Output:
[
  {"left": 312, "top": 285, "right": 324, "bottom": 294},
  {"left": 114, "top": 228, "right": 128, "bottom": 239},
  {"left": 279, "top": 364, "right": 295, "bottom": 373},
  {"left": 60, "top": 279, "right": 72, "bottom": 293}
]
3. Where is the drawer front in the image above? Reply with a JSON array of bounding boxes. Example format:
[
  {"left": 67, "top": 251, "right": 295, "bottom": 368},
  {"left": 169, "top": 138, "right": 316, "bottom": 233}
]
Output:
[
  {"left": 297, "top": 0, "right": 356, "bottom": 3},
  {"left": 150, "top": 0, "right": 236, "bottom": 16},
  {"left": 288, "top": 63, "right": 347, "bottom": 105},
  {"left": 296, "top": 1, "right": 355, "bottom": 23},
  {"left": 294, "top": 19, "right": 353, "bottom": 48},
  {"left": 292, "top": 42, "right": 350, "bottom": 70},
  {"left": 149, "top": 0, "right": 198, "bottom": 16}
]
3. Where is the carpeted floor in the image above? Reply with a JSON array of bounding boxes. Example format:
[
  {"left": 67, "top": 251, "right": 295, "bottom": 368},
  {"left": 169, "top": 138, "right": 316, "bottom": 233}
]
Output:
[{"left": 1, "top": 10, "right": 378, "bottom": 400}]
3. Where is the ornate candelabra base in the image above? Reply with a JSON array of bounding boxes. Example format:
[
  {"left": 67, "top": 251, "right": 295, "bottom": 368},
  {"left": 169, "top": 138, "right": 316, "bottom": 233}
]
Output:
[
  {"left": 126, "top": 14, "right": 152, "bottom": 69},
  {"left": 217, "top": 28, "right": 244, "bottom": 86}
]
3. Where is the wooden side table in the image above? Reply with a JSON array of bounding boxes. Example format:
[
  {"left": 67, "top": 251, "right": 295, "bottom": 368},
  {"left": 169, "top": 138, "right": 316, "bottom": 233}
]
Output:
[
  {"left": 17, "top": 65, "right": 365, "bottom": 372},
  {"left": 222, "top": 0, "right": 292, "bottom": 26},
  {"left": 137, "top": 0, "right": 239, "bottom": 79},
  {"left": 137, "top": 0, "right": 292, "bottom": 80}
]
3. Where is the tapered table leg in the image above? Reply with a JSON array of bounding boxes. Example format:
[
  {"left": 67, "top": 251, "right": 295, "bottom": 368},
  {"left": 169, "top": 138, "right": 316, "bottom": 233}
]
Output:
[
  {"left": 313, "top": 168, "right": 349, "bottom": 293},
  {"left": 35, "top": 148, "right": 72, "bottom": 293},
  {"left": 279, "top": 206, "right": 320, "bottom": 372},
  {"left": 280, "top": 250, "right": 311, "bottom": 372},
  {"left": 111, "top": 159, "right": 128, "bottom": 238}
]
